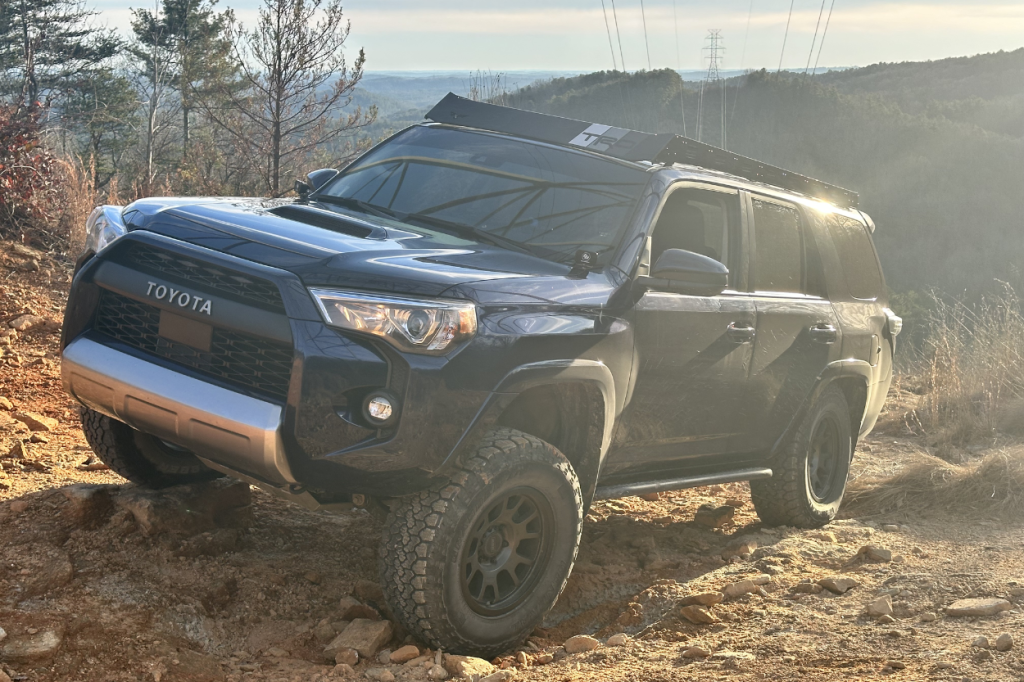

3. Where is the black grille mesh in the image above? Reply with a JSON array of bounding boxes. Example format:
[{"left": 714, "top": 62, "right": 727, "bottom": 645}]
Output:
[
  {"left": 117, "top": 243, "right": 285, "bottom": 312},
  {"left": 94, "top": 291, "right": 293, "bottom": 401}
]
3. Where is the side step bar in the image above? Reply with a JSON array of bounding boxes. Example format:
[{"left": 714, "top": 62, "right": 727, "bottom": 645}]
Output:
[{"left": 593, "top": 467, "right": 773, "bottom": 501}]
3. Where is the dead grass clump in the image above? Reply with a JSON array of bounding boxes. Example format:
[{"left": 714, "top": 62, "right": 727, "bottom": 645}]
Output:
[
  {"left": 844, "top": 448, "right": 1024, "bottom": 519},
  {"left": 918, "top": 286, "right": 1024, "bottom": 457}
]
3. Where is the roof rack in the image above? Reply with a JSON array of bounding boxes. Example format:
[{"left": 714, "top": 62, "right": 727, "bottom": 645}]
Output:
[{"left": 425, "top": 93, "right": 858, "bottom": 208}]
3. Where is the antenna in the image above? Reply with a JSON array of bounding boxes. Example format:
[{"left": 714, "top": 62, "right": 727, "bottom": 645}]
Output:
[{"left": 697, "top": 30, "right": 726, "bottom": 147}]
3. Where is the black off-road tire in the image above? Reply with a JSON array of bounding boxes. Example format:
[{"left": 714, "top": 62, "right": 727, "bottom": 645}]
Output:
[
  {"left": 379, "top": 428, "right": 583, "bottom": 658},
  {"left": 80, "top": 407, "right": 221, "bottom": 488},
  {"left": 750, "top": 386, "right": 853, "bottom": 528}
]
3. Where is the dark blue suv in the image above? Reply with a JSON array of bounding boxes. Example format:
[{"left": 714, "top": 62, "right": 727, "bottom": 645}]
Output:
[{"left": 62, "top": 95, "right": 900, "bottom": 657}]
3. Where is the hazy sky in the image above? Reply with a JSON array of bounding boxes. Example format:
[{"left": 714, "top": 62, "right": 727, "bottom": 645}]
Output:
[{"left": 94, "top": 0, "right": 1024, "bottom": 72}]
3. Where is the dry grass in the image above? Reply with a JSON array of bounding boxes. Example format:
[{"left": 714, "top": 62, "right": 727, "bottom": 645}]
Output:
[
  {"left": 845, "top": 447, "right": 1024, "bottom": 520},
  {"left": 915, "top": 286, "right": 1024, "bottom": 458}
]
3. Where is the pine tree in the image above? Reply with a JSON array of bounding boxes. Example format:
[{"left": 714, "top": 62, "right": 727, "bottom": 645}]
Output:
[
  {"left": 200, "top": 0, "right": 376, "bottom": 195},
  {"left": 0, "top": 0, "right": 118, "bottom": 108}
]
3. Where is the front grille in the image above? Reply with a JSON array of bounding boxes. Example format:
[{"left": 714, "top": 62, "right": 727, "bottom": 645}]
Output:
[
  {"left": 93, "top": 291, "right": 293, "bottom": 401},
  {"left": 116, "top": 243, "right": 286, "bottom": 313}
]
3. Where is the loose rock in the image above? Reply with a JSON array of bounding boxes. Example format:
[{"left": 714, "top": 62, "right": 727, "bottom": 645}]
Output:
[
  {"left": 0, "top": 396, "right": 12, "bottom": 410},
  {"left": 365, "top": 668, "right": 396, "bottom": 682},
  {"left": 680, "top": 592, "right": 724, "bottom": 607},
  {"left": 721, "top": 538, "right": 757, "bottom": 560},
  {"left": 606, "top": 633, "right": 629, "bottom": 647},
  {"left": 390, "top": 645, "right": 420, "bottom": 663},
  {"left": 920, "top": 612, "right": 938, "bottom": 622},
  {"left": 443, "top": 654, "right": 494, "bottom": 678},
  {"left": 113, "top": 478, "right": 252, "bottom": 537},
  {"left": 866, "top": 596, "right": 893, "bottom": 618},
  {"left": 995, "top": 633, "right": 1014, "bottom": 651},
  {"left": 334, "top": 647, "right": 358, "bottom": 666},
  {"left": 679, "top": 605, "right": 718, "bottom": 624},
  {"left": 427, "top": 664, "right": 448, "bottom": 680},
  {"left": 11, "top": 410, "right": 57, "bottom": 432},
  {"left": 722, "top": 579, "right": 763, "bottom": 600},
  {"left": 324, "top": 619, "right": 393, "bottom": 660},
  {"left": 818, "top": 577, "right": 859, "bottom": 595},
  {"left": 856, "top": 545, "right": 892, "bottom": 563},
  {"left": 332, "top": 663, "right": 355, "bottom": 678},
  {"left": 0, "top": 629, "right": 63, "bottom": 663},
  {"left": 944, "top": 597, "right": 1012, "bottom": 617},
  {"left": 885, "top": 660, "right": 906, "bottom": 670},
  {"left": 682, "top": 646, "right": 711, "bottom": 658},
  {"left": 8, "top": 315, "right": 45, "bottom": 332},
  {"left": 694, "top": 504, "right": 735, "bottom": 528},
  {"left": 972, "top": 636, "right": 990, "bottom": 648},
  {"left": 877, "top": 615, "right": 897, "bottom": 625},
  {"left": 563, "top": 634, "right": 600, "bottom": 653}
]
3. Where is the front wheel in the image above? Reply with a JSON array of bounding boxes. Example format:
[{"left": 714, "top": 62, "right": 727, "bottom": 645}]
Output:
[
  {"left": 379, "top": 429, "right": 583, "bottom": 658},
  {"left": 751, "top": 385, "right": 853, "bottom": 528},
  {"left": 80, "top": 407, "right": 221, "bottom": 488}
]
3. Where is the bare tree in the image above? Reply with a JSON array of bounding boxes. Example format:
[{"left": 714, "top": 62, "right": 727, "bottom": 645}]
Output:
[
  {"left": 131, "top": 5, "right": 181, "bottom": 190},
  {"left": 201, "top": 0, "right": 375, "bottom": 195}
]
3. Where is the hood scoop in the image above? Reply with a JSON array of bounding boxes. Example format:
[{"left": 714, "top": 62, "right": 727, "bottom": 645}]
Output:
[{"left": 269, "top": 204, "right": 381, "bottom": 239}]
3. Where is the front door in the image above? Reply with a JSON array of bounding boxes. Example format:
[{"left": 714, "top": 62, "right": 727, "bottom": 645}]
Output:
[
  {"left": 606, "top": 186, "right": 756, "bottom": 477},
  {"left": 743, "top": 193, "right": 843, "bottom": 455}
]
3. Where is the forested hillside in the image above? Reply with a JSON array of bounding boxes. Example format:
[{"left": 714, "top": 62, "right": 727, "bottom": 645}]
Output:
[{"left": 502, "top": 51, "right": 1024, "bottom": 297}]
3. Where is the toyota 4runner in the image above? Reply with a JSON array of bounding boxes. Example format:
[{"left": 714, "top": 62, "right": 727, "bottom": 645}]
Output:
[{"left": 61, "top": 94, "right": 900, "bottom": 657}]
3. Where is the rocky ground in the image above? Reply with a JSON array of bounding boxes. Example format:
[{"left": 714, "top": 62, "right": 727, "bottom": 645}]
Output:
[{"left": 2, "top": 241, "right": 1023, "bottom": 682}]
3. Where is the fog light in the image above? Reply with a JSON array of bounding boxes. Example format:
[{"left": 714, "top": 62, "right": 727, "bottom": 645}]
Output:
[{"left": 362, "top": 391, "right": 399, "bottom": 428}]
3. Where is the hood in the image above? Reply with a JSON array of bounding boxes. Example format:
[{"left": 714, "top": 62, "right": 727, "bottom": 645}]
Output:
[{"left": 123, "top": 197, "right": 622, "bottom": 305}]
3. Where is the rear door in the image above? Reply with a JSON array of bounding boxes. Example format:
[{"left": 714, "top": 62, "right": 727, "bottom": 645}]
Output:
[{"left": 743, "top": 193, "right": 843, "bottom": 455}]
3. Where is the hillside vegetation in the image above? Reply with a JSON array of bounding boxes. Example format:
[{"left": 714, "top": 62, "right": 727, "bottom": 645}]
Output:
[{"left": 496, "top": 50, "right": 1024, "bottom": 298}]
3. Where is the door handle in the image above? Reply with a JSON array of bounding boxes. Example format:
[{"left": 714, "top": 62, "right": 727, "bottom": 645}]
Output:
[
  {"left": 726, "top": 322, "right": 756, "bottom": 343},
  {"left": 809, "top": 324, "right": 838, "bottom": 344}
]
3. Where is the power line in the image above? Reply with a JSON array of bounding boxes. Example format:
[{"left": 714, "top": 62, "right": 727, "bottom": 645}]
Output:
[
  {"left": 639, "top": 0, "right": 652, "bottom": 70},
  {"left": 805, "top": 0, "right": 828, "bottom": 74},
  {"left": 610, "top": 0, "right": 627, "bottom": 72},
  {"left": 730, "top": 0, "right": 755, "bottom": 123},
  {"left": 813, "top": 0, "right": 838, "bottom": 74},
  {"left": 697, "top": 29, "right": 725, "bottom": 146},
  {"left": 777, "top": 0, "right": 795, "bottom": 73},
  {"left": 672, "top": 0, "right": 687, "bottom": 136},
  {"left": 600, "top": 0, "right": 619, "bottom": 71}
]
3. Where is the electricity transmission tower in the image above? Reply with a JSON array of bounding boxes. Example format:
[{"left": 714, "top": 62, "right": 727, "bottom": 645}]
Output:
[{"left": 696, "top": 30, "right": 727, "bottom": 148}]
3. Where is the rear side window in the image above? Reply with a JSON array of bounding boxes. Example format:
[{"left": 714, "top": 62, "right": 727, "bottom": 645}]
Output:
[
  {"left": 751, "top": 198, "right": 804, "bottom": 294},
  {"left": 825, "top": 213, "right": 883, "bottom": 300}
]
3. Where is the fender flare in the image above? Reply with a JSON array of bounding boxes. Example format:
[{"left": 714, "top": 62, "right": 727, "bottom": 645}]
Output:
[
  {"left": 441, "top": 359, "right": 617, "bottom": 500},
  {"left": 770, "top": 360, "right": 872, "bottom": 456}
]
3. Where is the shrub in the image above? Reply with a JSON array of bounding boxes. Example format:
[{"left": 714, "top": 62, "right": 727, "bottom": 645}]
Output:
[{"left": 0, "top": 105, "right": 61, "bottom": 241}]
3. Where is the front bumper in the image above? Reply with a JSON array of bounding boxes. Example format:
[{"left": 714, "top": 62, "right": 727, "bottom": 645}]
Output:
[{"left": 63, "top": 335, "right": 297, "bottom": 486}]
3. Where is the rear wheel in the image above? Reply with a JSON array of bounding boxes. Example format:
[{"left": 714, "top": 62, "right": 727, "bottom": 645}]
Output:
[
  {"left": 751, "top": 386, "right": 852, "bottom": 528},
  {"left": 379, "top": 428, "right": 583, "bottom": 658},
  {"left": 80, "top": 407, "right": 221, "bottom": 488}
]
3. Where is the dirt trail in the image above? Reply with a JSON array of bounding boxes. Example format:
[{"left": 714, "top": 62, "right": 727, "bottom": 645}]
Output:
[{"left": 2, "top": 242, "right": 1023, "bottom": 682}]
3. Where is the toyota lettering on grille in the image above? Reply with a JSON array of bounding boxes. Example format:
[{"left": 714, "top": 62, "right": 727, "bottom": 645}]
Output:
[{"left": 146, "top": 281, "right": 213, "bottom": 315}]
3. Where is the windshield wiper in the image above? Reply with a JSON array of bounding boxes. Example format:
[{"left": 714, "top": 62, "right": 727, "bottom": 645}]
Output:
[
  {"left": 314, "top": 195, "right": 399, "bottom": 222},
  {"left": 397, "top": 212, "right": 537, "bottom": 257}
]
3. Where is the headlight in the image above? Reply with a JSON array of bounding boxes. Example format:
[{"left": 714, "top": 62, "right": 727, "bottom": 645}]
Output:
[
  {"left": 309, "top": 289, "right": 477, "bottom": 354},
  {"left": 84, "top": 205, "right": 126, "bottom": 253}
]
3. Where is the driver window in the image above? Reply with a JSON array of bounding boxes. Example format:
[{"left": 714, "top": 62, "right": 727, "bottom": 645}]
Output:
[{"left": 650, "top": 188, "right": 736, "bottom": 280}]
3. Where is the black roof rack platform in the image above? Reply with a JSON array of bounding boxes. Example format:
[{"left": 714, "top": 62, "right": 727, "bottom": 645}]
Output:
[{"left": 426, "top": 93, "right": 858, "bottom": 208}]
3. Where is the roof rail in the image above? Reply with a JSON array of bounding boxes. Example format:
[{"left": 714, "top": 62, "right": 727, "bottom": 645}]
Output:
[{"left": 425, "top": 93, "right": 858, "bottom": 208}]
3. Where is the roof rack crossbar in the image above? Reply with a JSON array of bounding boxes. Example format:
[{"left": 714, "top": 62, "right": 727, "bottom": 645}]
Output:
[{"left": 425, "top": 93, "right": 858, "bottom": 208}]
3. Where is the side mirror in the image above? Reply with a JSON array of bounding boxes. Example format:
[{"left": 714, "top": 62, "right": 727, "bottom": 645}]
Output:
[
  {"left": 307, "top": 168, "right": 339, "bottom": 192},
  {"left": 643, "top": 248, "right": 729, "bottom": 296}
]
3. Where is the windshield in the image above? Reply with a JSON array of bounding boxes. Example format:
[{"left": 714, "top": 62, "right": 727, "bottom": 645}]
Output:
[{"left": 318, "top": 126, "right": 649, "bottom": 265}]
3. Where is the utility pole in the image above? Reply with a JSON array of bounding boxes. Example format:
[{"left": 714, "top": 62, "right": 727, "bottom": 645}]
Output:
[{"left": 697, "top": 29, "right": 726, "bottom": 148}]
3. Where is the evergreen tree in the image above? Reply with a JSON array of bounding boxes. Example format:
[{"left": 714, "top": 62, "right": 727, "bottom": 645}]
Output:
[{"left": 0, "top": 0, "right": 118, "bottom": 108}]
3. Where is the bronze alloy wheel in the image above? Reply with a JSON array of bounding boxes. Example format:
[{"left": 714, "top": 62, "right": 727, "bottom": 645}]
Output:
[{"left": 460, "top": 487, "right": 555, "bottom": 616}]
